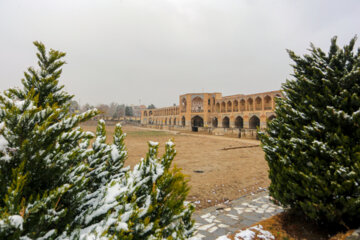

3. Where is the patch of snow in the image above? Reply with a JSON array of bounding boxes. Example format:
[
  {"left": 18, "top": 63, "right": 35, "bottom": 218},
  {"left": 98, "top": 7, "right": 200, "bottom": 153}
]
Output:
[
  {"left": 9, "top": 215, "right": 24, "bottom": 230},
  {"left": 216, "top": 236, "right": 231, "bottom": 240},
  {"left": 0, "top": 134, "right": 8, "bottom": 152},
  {"left": 216, "top": 225, "right": 274, "bottom": 240},
  {"left": 38, "top": 229, "right": 56, "bottom": 240},
  {"left": 166, "top": 140, "right": 174, "bottom": 147},
  {"left": 149, "top": 141, "right": 159, "bottom": 147},
  {"left": 111, "top": 146, "right": 120, "bottom": 161},
  {"left": 235, "top": 229, "right": 255, "bottom": 240},
  {"left": 14, "top": 100, "right": 26, "bottom": 109}
]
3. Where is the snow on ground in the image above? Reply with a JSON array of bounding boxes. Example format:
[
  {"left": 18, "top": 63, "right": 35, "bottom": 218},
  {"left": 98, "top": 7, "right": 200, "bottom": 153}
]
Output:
[{"left": 215, "top": 225, "right": 274, "bottom": 240}]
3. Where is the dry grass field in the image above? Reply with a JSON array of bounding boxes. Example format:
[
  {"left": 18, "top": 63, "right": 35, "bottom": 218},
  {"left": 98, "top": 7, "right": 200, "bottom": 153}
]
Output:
[{"left": 81, "top": 123, "right": 270, "bottom": 209}]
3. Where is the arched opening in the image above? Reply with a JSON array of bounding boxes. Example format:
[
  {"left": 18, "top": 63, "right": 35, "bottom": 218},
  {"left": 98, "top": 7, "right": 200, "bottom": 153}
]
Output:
[
  {"left": 192, "top": 96, "right": 203, "bottom": 112},
  {"left": 249, "top": 115, "right": 260, "bottom": 129},
  {"left": 191, "top": 116, "right": 204, "bottom": 132},
  {"left": 233, "top": 100, "right": 239, "bottom": 112},
  {"left": 221, "top": 102, "right": 226, "bottom": 113},
  {"left": 255, "top": 97, "right": 262, "bottom": 110},
  {"left": 235, "top": 116, "right": 243, "bottom": 129},
  {"left": 144, "top": 111, "right": 148, "bottom": 116},
  {"left": 149, "top": 111, "right": 153, "bottom": 116},
  {"left": 165, "top": 118, "right": 167, "bottom": 125},
  {"left": 227, "top": 101, "right": 232, "bottom": 112},
  {"left": 216, "top": 103, "right": 220, "bottom": 113},
  {"left": 181, "top": 98, "right": 187, "bottom": 112},
  {"left": 173, "top": 118, "right": 176, "bottom": 125},
  {"left": 240, "top": 99, "right": 246, "bottom": 111},
  {"left": 169, "top": 118, "right": 172, "bottom": 125},
  {"left": 247, "top": 98, "right": 254, "bottom": 111},
  {"left": 182, "top": 116, "right": 186, "bottom": 127},
  {"left": 212, "top": 117, "right": 218, "bottom": 127},
  {"left": 264, "top": 95, "right": 272, "bottom": 110},
  {"left": 222, "top": 116, "right": 230, "bottom": 128},
  {"left": 192, "top": 116, "right": 204, "bottom": 127}
]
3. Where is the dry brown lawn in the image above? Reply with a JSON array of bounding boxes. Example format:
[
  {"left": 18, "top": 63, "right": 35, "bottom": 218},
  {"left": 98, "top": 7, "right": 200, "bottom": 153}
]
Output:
[
  {"left": 81, "top": 124, "right": 270, "bottom": 209},
  {"left": 227, "top": 212, "right": 354, "bottom": 240}
]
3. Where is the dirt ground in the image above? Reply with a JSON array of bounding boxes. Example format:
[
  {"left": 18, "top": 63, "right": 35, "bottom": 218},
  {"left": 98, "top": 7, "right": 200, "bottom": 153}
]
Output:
[{"left": 81, "top": 124, "right": 270, "bottom": 209}]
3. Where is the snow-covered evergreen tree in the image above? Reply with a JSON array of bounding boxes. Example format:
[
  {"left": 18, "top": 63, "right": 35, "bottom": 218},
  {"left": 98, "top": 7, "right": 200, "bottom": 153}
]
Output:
[
  {"left": 259, "top": 36, "right": 360, "bottom": 226},
  {"left": 0, "top": 42, "right": 194, "bottom": 239}
]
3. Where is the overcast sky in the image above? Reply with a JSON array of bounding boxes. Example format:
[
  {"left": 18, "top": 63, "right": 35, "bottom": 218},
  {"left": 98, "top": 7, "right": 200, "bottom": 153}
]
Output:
[{"left": 0, "top": 0, "right": 359, "bottom": 107}]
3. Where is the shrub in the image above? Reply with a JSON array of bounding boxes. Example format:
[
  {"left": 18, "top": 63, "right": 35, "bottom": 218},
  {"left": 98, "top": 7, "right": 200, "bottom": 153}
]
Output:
[
  {"left": 0, "top": 42, "right": 194, "bottom": 239},
  {"left": 259, "top": 36, "right": 360, "bottom": 226}
]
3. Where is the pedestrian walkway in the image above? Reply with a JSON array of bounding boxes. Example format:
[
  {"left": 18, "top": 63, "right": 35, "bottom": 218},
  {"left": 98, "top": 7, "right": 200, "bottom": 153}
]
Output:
[{"left": 191, "top": 191, "right": 283, "bottom": 240}]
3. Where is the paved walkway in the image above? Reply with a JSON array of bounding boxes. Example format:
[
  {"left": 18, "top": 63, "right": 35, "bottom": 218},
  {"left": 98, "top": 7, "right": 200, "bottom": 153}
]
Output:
[{"left": 191, "top": 191, "right": 283, "bottom": 240}]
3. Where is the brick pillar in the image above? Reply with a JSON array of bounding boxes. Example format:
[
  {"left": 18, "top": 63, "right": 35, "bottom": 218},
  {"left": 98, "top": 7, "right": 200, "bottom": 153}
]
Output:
[
  {"left": 243, "top": 115, "right": 249, "bottom": 128},
  {"left": 230, "top": 115, "right": 235, "bottom": 128}
]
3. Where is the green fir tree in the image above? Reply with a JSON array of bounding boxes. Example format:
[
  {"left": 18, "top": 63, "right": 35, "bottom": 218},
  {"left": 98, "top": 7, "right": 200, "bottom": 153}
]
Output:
[
  {"left": 259, "top": 36, "right": 360, "bottom": 226},
  {"left": 0, "top": 42, "right": 194, "bottom": 239}
]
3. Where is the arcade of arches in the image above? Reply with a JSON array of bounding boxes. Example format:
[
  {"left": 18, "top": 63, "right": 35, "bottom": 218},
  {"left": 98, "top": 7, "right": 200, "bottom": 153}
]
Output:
[{"left": 141, "top": 90, "right": 281, "bottom": 132}]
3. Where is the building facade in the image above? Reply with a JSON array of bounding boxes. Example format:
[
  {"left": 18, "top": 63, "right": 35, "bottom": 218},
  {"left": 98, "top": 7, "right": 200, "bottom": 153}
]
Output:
[{"left": 140, "top": 90, "right": 281, "bottom": 138}]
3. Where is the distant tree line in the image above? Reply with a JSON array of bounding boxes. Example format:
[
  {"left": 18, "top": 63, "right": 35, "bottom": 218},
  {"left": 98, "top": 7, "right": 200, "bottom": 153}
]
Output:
[{"left": 69, "top": 101, "right": 156, "bottom": 120}]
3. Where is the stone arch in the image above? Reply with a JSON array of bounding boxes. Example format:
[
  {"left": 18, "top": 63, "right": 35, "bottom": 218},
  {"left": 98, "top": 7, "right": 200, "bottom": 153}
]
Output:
[
  {"left": 227, "top": 101, "right": 232, "bottom": 112},
  {"left": 144, "top": 111, "right": 148, "bottom": 116},
  {"left": 192, "top": 96, "right": 203, "bottom": 112},
  {"left": 173, "top": 118, "right": 176, "bottom": 125},
  {"left": 212, "top": 117, "right": 218, "bottom": 127},
  {"left": 235, "top": 116, "right": 243, "bottom": 129},
  {"left": 216, "top": 103, "right": 220, "bottom": 113},
  {"left": 255, "top": 96, "right": 262, "bottom": 110},
  {"left": 264, "top": 95, "right": 272, "bottom": 110},
  {"left": 233, "top": 100, "right": 239, "bottom": 112},
  {"left": 181, "top": 98, "right": 187, "bottom": 112},
  {"left": 249, "top": 115, "right": 260, "bottom": 129},
  {"left": 247, "top": 98, "right": 254, "bottom": 111},
  {"left": 192, "top": 115, "right": 204, "bottom": 127},
  {"left": 221, "top": 102, "right": 226, "bottom": 113},
  {"left": 169, "top": 118, "right": 172, "bottom": 125},
  {"left": 182, "top": 116, "right": 186, "bottom": 127},
  {"left": 222, "top": 116, "right": 230, "bottom": 128},
  {"left": 240, "top": 99, "right": 246, "bottom": 111},
  {"left": 149, "top": 111, "right": 153, "bottom": 116},
  {"left": 165, "top": 118, "right": 167, "bottom": 125}
]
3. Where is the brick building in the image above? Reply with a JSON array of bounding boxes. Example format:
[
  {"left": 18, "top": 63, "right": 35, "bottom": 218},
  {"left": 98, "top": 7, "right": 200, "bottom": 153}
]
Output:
[{"left": 140, "top": 90, "right": 281, "bottom": 138}]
